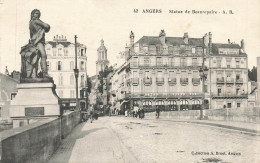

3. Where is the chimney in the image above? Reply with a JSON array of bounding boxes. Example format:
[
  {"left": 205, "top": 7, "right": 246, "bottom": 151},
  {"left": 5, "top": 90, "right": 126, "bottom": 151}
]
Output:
[
  {"left": 228, "top": 39, "right": 230, "bottom": 44},
  {"left": 183, "top": 32, "right": 188, "bottom": 44},
  {"left": 209, "top": 32, "right": 212, "bottom": 53},
  {"left": 159, "top": 30, "right": 166, "bottom": 45},
  {"left": 241, "top": 39, "right": 245, "bottom": 53}
]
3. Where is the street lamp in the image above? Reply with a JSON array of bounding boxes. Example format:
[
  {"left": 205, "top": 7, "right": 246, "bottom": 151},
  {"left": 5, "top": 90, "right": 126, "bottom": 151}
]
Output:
[
  {"left": 199, "top": 34, "right": 209, "bottom": 120},
  {"left": 74, "top": 35, "right": 79, "bottom": 111}
]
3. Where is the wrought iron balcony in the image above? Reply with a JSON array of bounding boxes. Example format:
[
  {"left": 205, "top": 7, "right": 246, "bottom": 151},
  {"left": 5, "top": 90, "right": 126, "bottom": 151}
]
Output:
[
  {"left": 216, "top": 77, "right": 224, "bottom": 84},
  {"left": 130, "top": 92, "right": 203, "bottom": 98},
  {"left": 180, "top": 78, "right": 189, "bottom": 86},
  {"left": 192, "top": 78, "right": 200, "bottom": 86},
  {"left": 211, "top": 93, "right": 247, "bottom": 99},
  {"left": 132, "top": 62, "right": 202, "bottom": 69},
  {"left": 235, "top": 78, "right": 243, "bottom": 84},
  {"left": 168, "top": 78, "right": 177, "bottom": 86}
]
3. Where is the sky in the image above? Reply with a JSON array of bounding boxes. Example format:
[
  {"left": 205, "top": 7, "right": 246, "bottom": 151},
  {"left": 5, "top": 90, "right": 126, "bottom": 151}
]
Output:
[{"left": 0, "top": 0, "right": 259, "bottom": 76}]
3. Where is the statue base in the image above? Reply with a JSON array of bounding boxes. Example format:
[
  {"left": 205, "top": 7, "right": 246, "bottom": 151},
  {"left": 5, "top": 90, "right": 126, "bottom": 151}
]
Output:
[
  {"left": 20, "top": 77, "right": 54, "bottom": 83},
  {"left": 10, "top": 83, "right": 62, "bottom": 119}
]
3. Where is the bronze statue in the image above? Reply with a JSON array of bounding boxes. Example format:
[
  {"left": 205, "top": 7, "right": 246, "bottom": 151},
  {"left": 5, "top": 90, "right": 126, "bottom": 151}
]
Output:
[{"left": 20, "top": 9, "right": 52, "bottom": 81}]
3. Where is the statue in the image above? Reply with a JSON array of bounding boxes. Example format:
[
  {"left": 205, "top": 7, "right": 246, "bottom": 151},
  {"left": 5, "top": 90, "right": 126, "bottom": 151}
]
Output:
[{"left": 20, "top": 9, "right": 52, "bottom": 81}]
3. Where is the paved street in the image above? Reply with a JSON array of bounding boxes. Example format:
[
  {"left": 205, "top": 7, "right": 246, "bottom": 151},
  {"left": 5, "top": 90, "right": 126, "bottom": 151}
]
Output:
[{"left": 48, "top": 116, "right": 260, "bottom": 163}]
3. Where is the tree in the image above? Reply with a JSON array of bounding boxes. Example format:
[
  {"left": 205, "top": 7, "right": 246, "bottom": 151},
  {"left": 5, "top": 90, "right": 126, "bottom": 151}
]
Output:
[
  {"left": 86, "top": 76, "right": 92, "bottom": 93},
  {"left": 97, "top": 66, "right": 114, "bottom": 94},
  {"left": 248, "top": 66, "right": 257, "bottom": 81}
]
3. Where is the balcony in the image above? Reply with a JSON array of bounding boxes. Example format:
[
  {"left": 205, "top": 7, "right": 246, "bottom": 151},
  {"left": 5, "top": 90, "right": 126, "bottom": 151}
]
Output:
[
  {"left": 235, "top": 78, "right": 243, "bottom": 84},
  {"left": 180, "top": 78, "right": 189, "bottom": 86},
  {"left": 156, "top": 78, "right": 164, "bottom": 86},
  {"left": 168, "top": 78, "right": 177, "bottom": 86},
  {"left": 192, "top": 78, "right": 200, "bottom": 86},
  {"left": 132, "top": 78, "right": 139, "bottom": 86},
  {"left": 130, "top": 92, "right": 203, "bottom": 98},
  {"left": 143, "top": 78, "right": 152, "bottom": 86},
  {"left": 137, "top": 62, "right": 202, "bottom": 69},
  {"left": 226, "top": 78, "right": 234, "bottom": 84},
  {"left": 211, "top": 93, "right": 247, "bottom": 99},
  {"left": 216, "top": 77, "right": 224, "bottom": 84}
]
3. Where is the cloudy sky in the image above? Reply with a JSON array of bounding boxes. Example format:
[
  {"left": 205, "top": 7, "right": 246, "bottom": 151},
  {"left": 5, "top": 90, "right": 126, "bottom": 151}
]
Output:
[{"left": 0, "top": 0, "right": 259, "bottom": 76}]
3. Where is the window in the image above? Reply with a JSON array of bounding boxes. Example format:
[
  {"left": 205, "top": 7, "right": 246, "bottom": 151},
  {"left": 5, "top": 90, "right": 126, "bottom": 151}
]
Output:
[
  {"left": 58, "top": 48, "right": 62, "bottom": 56},
  {"left": 64, "top": 49, "right": 68, "bottom": 56},
  {"left": 58, "top": 61, "right": 62, "bottom": 71},
  {"left": 70, "top": 61, "right": 74, "bottom": 70},
  {"left": 59, "top": 74, "right": 63, "bottom": 85},
  {"left": 192, "top": 58, "right": 198, "bottom": 66},
  {"left": 236, "top": 88, "right": 239, "bottom": 95},
  {"left": 236, "top": 74, "right": 240, "bottom": 80},
  {"left": 180, "top": 58, "right": 187, "bottom": 67},
  {"left": 143, "top": 57, "right": 150, "bottom": 66},
  {"left": 237, "top": 103, "right": 240, "bottom": 108},
  {"left": 70, "top": 90, "right": 75, "bottom": 98},
  {"left": 47, "top": 48, "right": 51, "bottom": 56},
  {"left": 204, "top": 85, "right": 208, "bottom": 93},
  {"left": 53, "top": 49, "right": 56, "bottom": 56},
  {"left": 236, "top": 61, "right": 240, "bottom": 68},
  {"left": 192, "top": 47, "right": 195, "bottom": 54},
  {"left": 218, "top": 88, "right": 221, "bottom": 96},
  {"left": 168, "top": 46, "right": 173, "bottom": 54},
  {"left": 70, "top": 74, "right": 74, "bottom": 85},
  {"left": 81, "top": 49, "right": 84, "bottom": 56},
  {"left": 156, "top": 46, "right": 161, "bottom": 54},
  {"left": 227, "top": 103, "right": 232, "bottom": 108},
  {"left": 80, "top": 61, "right": 85, "bottom": 71},
  {"left": 81, "top": 75, "right": 84, "bottom": 87},
  {"left": 156, "top": 57, "right": 163, "bottom": 66}
]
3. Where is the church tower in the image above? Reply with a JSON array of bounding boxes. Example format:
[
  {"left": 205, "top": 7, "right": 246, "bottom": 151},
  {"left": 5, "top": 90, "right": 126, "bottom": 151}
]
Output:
[{"left": 96, "top": 39, "right": 109, "bottom": 75}]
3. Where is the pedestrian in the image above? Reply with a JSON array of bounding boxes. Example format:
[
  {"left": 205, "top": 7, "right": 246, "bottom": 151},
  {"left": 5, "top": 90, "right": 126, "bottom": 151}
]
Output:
[
  {"left": 156, "top": 106, "right": 160, "bottom": 119},
  {"left": 88, "top": 104, "right": 94, "bottom": 123},
  {"left": 132, "top": 110, "right": 135, "bottom": 118}
]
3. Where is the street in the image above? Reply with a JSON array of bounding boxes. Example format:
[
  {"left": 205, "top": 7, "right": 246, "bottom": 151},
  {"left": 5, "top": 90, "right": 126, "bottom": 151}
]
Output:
[{"left": 48, "top": 116, "right": 260, "bottom": 163}]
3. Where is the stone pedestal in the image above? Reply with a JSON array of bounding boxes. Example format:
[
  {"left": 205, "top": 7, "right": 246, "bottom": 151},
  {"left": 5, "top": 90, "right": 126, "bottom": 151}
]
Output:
[{"left": 10, "top": 83, "right": 61, "bottom": 119}]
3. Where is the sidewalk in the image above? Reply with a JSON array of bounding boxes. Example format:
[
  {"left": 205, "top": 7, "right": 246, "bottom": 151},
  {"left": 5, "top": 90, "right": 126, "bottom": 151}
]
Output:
[
  {"left": 144, "top": 116, "right": 260, "bottom": 135},
  {"left": 47, "top": 118, "right": 137, "bottom": 163}
]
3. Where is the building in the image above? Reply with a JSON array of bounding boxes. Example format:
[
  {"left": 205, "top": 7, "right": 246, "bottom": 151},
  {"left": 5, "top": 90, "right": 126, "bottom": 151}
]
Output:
[
  {"left": 0, "top": 69, "right": 19, "bottom": 119},
  {"left": 248, "top": 81, "right": 257, "bottom": 107},
  {"left": 208, "top": 38, "right": 248, "bottom": 109},
  {"left": 45, "top": 35, "right": 88, "bottom": 110},
  {"left": 110, "top": 30, "right": 248, "bottom": 112},
  {"left": 257, "top": 57, "right": 260, "bottom": 106},
  {"left": 96, "top": 39, "right": 109, "bottom": 75}
]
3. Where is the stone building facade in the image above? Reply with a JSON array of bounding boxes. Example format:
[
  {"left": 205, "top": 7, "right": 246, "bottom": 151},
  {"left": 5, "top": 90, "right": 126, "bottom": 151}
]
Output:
[
  {"left": 45, "top": 35, "right": 87, "bottom": 109},
  {"left": 110, "top": 30, "right": 248, "bottom": 112}
]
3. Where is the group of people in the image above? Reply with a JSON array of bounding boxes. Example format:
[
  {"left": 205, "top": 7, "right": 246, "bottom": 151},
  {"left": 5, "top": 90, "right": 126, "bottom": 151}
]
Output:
[{"left": 81, "top": 104, "right": 98, "bottom": 123}]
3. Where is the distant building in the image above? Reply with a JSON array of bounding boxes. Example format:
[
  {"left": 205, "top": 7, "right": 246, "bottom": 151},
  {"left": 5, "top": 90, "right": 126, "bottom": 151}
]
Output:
[
  {"left": 248, "top": 81, "right": 257, "bottom": 107},
  {"left": 257, "top": 57, "right": 260, "bottom": 106},
  {"left": 45, "top": 35, "right": 88, "bottom": 109},
  {"left": 96, "top": 39, "right": 109, "bottom": 75},
  {"left": 0, "top": 71, "right": 19, "bottom": 119}
]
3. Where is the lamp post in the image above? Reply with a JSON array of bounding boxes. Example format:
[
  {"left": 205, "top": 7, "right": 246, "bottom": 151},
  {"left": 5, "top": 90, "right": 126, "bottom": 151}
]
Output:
[
  {"left": 199, "top": 35, "right": 209, "bottom": 120},
  {"left": 74, "top": 35, "right": 79, "bottom": 110}
]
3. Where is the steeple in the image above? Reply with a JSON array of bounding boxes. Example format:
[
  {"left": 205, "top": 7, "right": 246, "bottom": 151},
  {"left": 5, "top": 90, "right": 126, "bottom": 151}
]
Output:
[{"left": 96, "top": 38, "right": 109, "bottom": 75}]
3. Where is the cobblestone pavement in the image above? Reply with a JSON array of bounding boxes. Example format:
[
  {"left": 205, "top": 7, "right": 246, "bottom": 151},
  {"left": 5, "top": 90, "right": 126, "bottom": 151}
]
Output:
[{"left": 48, "top": 116, "right": 260, "bottom": 163}]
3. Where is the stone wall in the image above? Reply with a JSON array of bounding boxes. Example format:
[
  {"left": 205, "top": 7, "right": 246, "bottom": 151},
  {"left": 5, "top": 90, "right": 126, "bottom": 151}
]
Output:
[
  {"left": 146, "top": 107, "right": 260, "bottom": 123},
  {"left": 0, "top": 111, "right": 80, "bottom": 163}
]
